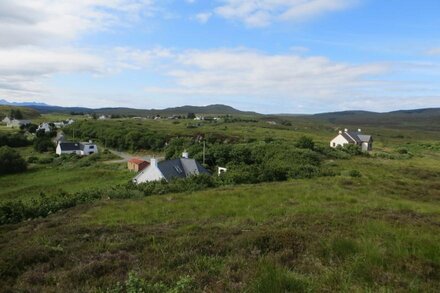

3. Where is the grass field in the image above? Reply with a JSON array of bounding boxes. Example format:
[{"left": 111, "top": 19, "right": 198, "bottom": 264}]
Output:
[
  {"left": 0, "top": 146, "right": 132, "bottom": 203},
  {"left": 0, "top": 153, "right": 439, "bottom": 291},
  {"left": 0, "top": 115, "right": 439, "bottom": 291}
]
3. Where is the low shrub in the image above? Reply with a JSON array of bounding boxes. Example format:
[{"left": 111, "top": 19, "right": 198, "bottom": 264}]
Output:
[
  {"left": 349, "top": 170, "right": 362, "bottom": 178},
  {"left": 0, "top": 146, "right": 27, "bottom": 175},
  {"left": 38, "top": 157, "right": 54, "bottom": 164},
  {"left": 27, "top": 156, "right": 38, "bottom": 163},
  {"left": 396, "top": 147, "right": 409, "bottom": 154},
  {"left": 295, "top": 136, "right": 315, "bottom": 150},
  {"left": 33, "top": 137, "right": 55, "bottom": 153},
  {"left": 0, "top": 133, "right": 31, "bottom": 147}
]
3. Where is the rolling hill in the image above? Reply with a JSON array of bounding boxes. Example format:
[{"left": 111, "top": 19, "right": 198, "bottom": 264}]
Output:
[
  {"left": 0, "top": 100, "right": 258, "bottom": 116},
  {"left": 312, "top": 108, "right": 440, "bottom": 131},
  {"left": 0, "top": 105, "right": 41, "bottom": 119}
]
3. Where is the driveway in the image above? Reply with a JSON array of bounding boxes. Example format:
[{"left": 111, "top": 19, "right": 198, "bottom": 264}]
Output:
[{"left": 105, "top": 149, "right": 164, "bottom": 164}]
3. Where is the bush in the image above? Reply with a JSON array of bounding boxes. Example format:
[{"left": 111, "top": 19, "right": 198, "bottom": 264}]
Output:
[
  {"left": 0, "top": 146, "right": 27, "bottom": 175},
  {"left": 0, "top": 133, "right": 31, "bottom": 147},
  {"left": 349, "top": 170, "right": 362, "bottom": 178},
  {"left": 341, "top": 144, "right": 362, "bottom": 155},
  {"left": 27, "top": 156, "right": 38, "bottom": 163},
  {"left": 38, "top": 157, "right": 54, "bottom": 164},
  {"left": 33, "top": 137, "right": 55, "bottom": 153},
  {"left": 396, "top": 147, "right": 409, "bottom": 154},
  {"left": 295, "top": 136, "right": 315, "bottom": 150}
]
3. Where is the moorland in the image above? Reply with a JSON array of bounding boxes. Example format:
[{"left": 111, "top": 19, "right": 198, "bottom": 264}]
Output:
[{"left": 0, "top": 105, "right": 439, "bottom": 292}]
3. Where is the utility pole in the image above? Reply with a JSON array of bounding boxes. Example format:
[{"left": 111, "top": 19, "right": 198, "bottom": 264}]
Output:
[{"left": 203, "top": 140, "right": 206, "bottom": 165}]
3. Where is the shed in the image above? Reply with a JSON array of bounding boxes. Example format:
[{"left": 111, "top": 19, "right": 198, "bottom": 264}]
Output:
[{"left": 128, "top": 158, "right": 150, "bottom": 172}]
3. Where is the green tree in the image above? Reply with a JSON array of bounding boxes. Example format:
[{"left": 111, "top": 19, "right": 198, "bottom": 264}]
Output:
[
  {"left": 0, "top": 146, "right": 27, "bottom": 174},
  {"left": 33, "top": 137, "right": 55, "bottom": 153}
]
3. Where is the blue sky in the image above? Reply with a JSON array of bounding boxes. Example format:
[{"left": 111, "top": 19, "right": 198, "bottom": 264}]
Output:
[{"left": 1, "top": 0, "right": 439, "bottom": 113}]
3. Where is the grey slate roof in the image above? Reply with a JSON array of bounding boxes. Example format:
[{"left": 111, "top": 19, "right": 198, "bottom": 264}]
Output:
[
  {"left": 157, "top": 158, "right": 210, "bottom": 181},
  {"left": 341, "top": 132, "right": 355, "bottom": 143},
  {"left": 341, "top": 131, "right": 372, "bottom": 143},
  {"left": 346, "top": 132, "right": 362, "bottom": 143},
  {"left": 357, "top": 134, "right": 372, "bottom": 142},
  {"left": 59, "top": 142, "right": 80, "bottom": 151}
]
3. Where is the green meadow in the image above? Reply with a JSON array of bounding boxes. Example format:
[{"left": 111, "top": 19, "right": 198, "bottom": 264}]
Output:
[{"left": 0, "top": 113, "right": 439, "bottom": 291}]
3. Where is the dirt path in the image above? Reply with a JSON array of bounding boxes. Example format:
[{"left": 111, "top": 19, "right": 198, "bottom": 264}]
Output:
[{"left": 105, "top": 149, "right": 164, "bottom": 164}]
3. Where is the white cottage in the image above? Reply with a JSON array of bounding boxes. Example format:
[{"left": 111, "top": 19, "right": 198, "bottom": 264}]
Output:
[
  {"left": 133, "top": 152, "right": 210, "bottom": 184},
  {"left": 7, "top": 119, "right": 31, "bottom": 128},
  {"left": 37, "top": 122, "right": 51, "bottom": 133},
  {"left": 56, "top": 141, "right": 98, "bottom": 156},
  {"left": 330, "top": 128, "right": 373, "bottom": 152},
  {"left": 2, "top": 117, "right": 11, "bottom": 124}
]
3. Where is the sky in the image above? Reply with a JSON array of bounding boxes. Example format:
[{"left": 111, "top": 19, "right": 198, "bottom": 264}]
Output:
[{"left": 1, "top": 0, "right": 440, "bottom": 114}]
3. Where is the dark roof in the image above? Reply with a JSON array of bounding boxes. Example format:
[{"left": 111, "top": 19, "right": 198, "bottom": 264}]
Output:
[
  {"left": 346, "top": 132, "right": 362, "bottom": 143},
  {"left": 341, "top": 132, "right": 356, "bottom": 143},
  {"left": 157, "top": 158, "right": 210, "bottom": 181},
  {"left": 341, "top": 131, "right": 372, "bottom": 143},
  {"left": 59, "top": 142, "right": 80, "bottom": 151}
]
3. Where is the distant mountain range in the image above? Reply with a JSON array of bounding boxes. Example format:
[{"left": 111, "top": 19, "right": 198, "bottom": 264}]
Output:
[
  {"left": 0, "top": 100, "right": 438, "bottom": 130},
  {"left": 0, "top": 99, "right": 50, "bottom": 107},
  {"left": 0, "top": 100, "right": 258, "bottom": 116}
]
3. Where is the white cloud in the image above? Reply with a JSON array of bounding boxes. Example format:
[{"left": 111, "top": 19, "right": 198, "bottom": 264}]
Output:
[
  {"left": 214, "top": 0, "right": 357, "bottom": 27},
  {"left": 195, "top": 12, "right": 213, "bottom": 24},
  {"left": 0, "top": 47, "right": 106, "bottom": 99},
  {"left": 0, "top": 0, "right": 155, "bottom": 47},
  {"left": 425, "top": 48, "right": 440, "bottom": 56},
  {"left": 142, "top": 48, "right": 390, "bottom": 109},
  {"left": 0, "top": 0, "right": 156, "bottom": 102}
]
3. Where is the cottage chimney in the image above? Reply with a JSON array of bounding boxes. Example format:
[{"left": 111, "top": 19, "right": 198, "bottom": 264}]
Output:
[
  {"left": 182, "top": 150, "right": 189, "bottom": 159},
  {"left": 89, "top": 140, "right": 93, "bottom": 143},
  {"left": 150, "top": 158, "right": 157, "bottom": 166},
  {"left": 358, "top": 129, "right": 362, "bottom": 132},
  {"left": 338, "top": 130, "right": 342, "bottom": 134},
  {"left": 344, "top": 128, "right": 348, "bottom": 132}
]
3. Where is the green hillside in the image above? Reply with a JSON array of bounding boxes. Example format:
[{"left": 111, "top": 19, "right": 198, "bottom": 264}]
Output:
[
  {"left": 313, "top": 108, "right": 440, "bottom": 131},
  {"left": 0, "top": 105, "right": 41, "bottom": 119},
  {"left": 1, "top": 152, "right": 439, "bottom": 291},
  {"left": 0, "top": 109, "right": 439, "bottom": 292},
  {"left": 23, "top": 104, "right": 258, "bottom": 117}
]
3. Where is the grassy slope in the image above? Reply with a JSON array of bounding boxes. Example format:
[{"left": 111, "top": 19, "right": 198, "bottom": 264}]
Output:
[
  {"left": 0, "top": 105, "right": 40, "bottom": 119},
  {"left": 0, "top": 116, "right": 439, "bottom": 291},
  {"left": 0, "top": 146, "right": 132, "bottom": 203},
  {"left": 0, "top": 151, "right": 439, "bottom": 291}
]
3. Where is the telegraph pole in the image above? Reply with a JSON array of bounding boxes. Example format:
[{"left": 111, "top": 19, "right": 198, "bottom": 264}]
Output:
[{"left": 203, "top": 140, "right": 206, "bottom": 165}]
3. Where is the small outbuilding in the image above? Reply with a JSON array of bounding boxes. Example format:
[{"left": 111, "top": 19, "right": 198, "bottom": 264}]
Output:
[
  {"left": 128, "top": 158, "right": 150, "bottom": 172},
  {"left": 330, "top": 128, "right": 373, "bottom": 152}
]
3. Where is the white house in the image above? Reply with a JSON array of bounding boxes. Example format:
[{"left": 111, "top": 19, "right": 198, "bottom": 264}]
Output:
[
  {"left": 37, "top": 122, "right": 51, "bottom": 133},
  {"left": 2, "top": 117, "right": 11, "bottom": 124},
  {"left": 133, "top": 152, "right": 210, "bottom": 184},
  {"left": 330, "top": 128, "right": 373, "bottom": 152},
  {"left": 56, "top": 141, "right": 98, "bottom": 156},
  {"left": 7, "top": 119, "right": 31, "bottom": 128}
]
